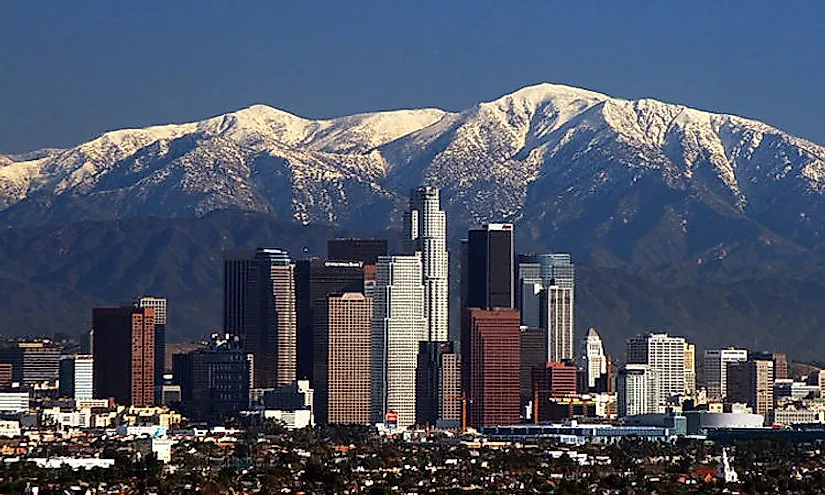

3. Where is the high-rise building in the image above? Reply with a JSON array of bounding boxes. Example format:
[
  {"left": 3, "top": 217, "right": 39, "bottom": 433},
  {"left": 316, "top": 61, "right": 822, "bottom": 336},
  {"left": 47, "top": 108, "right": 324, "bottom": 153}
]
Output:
[
  {"left": 684, "top": 343, "right": 696, "bottom": 396},
  {"left": 416, "top": 341, "right": 461, "bottom": 427},
  {"left": 626, "top": 333, "right": 686, "bottom": 404},
  {"left": 138, "top": 296, "right": 167, "bottom": 386},
  {"left": 0, "top": 364, "right": 12, "bottom": 389},
  {"left": 314, "top": 292, "right": 373, "bottom": 425},
  {"left": 188, "top": 341, "right": 252, "bottom": 421},
  {"left": 404, "top": 186, "right": 450, "bottom": 342},
  {"left": 462, "top": 224, "right": 514, "bottom": 310},
  {"left": 60, "top": 355, "right": 94, "bottom": 400},
  {"left": 516, "top": 253, "right": 574, "bottom": 328},
  {"left": 617, "top": 364, "right": 659, "bottom": 417},
  {"left": 726, "top": 359, "right": 774, "bottom": 419},
  {"left": 370, "top": 255, "right": 427, "bottom": 427},
  {"left": 520, "top": 327, "right": 547, "bottom": 402},
  {"left": 295, "top": 259, "right": 365, "bottom": 382},
  {"left": 223, "top": 248, "right": 297, "bottom": 388},
  {"left": 704, "top": 348, "right": 748, "bottom": 400},
  {"left": 59, "top": 356, "right": 74, "bottom": 398},
  {"left": 327, "top": 238, "right": 388, "bottom": 265},
  {"left": 0, "top": 342, "right": 61, "bottom": 386},
  {"left": 532, "top": 361, "right": 578, "bottom": 398},
  {"left": 464, "top": 308, "right": 521, "bottom": 428},
  {"left": 583, "top": 328, "right": 607, "bottom": 390},
  {"left": 172, "top": 352, "right": 194, "bottom": 403},
  {"left": 751, "top": 351, "right": 788, "bottom": 381},
  {"left": 92, "top": 306, "right": 155, "bottom": 406},
  {"left": 541, "top": 286, "right": 574, "bottom": 362},
  {"left": 257, "top": 249, "right": 297, "bottom": 388}
]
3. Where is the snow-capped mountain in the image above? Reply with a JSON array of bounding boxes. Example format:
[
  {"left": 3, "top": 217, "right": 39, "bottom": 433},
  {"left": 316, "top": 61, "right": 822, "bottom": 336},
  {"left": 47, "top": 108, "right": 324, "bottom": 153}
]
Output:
[{"left": 3, "top": 83, "right": 825, "bottom": 264}]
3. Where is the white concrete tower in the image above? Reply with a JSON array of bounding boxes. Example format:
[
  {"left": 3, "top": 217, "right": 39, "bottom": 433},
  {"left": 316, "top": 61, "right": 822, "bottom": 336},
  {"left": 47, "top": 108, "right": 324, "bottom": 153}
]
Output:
[
  {"left": 542, "top": 285, "right": 574, "bottom": 362},
  {"left": 370, "top": 255, "right": 428, "bottom": 427},
  {"left": 584, "top": 328, "right": 607, "bottom": 389},
  {"left": 626, "top": 333, "right": 686, "bottom": 404},
  {"left": 404, "top": 186, "right": 449, "bottom": 342}
]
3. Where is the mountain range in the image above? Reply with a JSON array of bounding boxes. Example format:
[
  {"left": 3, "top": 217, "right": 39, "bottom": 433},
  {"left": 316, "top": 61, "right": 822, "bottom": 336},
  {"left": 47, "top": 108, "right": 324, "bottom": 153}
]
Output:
[{"left": 2, "top": 83, "right": 825, "bottom": 358}]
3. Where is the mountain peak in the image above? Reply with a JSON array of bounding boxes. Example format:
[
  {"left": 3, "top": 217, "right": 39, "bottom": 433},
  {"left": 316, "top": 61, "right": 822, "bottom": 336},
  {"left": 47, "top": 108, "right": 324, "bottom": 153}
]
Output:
[{"left": 2, "top": 81, "right": 825, "bottom": 253}]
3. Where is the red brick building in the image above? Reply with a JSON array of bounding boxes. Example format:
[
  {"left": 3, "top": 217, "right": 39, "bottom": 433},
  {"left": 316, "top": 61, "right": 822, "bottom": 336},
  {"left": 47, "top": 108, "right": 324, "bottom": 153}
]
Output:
[
  {"left": 531, "top": 361, "right": 579, "bottom": 421},
  {"left": 464, "top": 308, "right": 520, "bottom": 429},
  {"left": 93, "top": 306, "right": 155, "bottom": 406}
]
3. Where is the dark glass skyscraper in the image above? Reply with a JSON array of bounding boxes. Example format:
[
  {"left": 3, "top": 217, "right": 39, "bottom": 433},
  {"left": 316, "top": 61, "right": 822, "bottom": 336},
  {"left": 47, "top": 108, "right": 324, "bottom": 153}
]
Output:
[
  {"left": 463, "top": 224, "right": 514, "bottom": 309},
  {"left": 327, "top": 238, "right": 387, "bottom": 265}
]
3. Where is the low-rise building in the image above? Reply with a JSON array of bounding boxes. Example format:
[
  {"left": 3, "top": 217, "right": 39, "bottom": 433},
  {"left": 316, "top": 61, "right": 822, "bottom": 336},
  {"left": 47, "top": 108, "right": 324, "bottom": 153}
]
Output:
[
  {"left": 768, "top": 408, "right": 825, "bottom": 426},
  {"left": 0, "top": 392, "right": 29, "bottom": 413}
]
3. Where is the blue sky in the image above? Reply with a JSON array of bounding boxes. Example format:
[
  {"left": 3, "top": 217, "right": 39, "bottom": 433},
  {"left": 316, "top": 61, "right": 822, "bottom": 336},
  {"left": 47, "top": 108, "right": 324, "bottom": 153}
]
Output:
[{"left": 2, "top": 2, "right": 824, "bottom": 153}]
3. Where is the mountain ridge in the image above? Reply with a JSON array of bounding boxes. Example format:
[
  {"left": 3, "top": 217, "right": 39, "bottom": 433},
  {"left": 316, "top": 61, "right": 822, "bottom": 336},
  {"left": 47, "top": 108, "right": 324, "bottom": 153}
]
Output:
[{"left": 3, "top": 83, "right": 825, "bottom": 353}]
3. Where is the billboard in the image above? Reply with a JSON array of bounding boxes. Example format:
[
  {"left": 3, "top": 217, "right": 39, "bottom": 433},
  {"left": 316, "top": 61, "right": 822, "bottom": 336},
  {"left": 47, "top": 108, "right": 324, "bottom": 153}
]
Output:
[{"left": 386, "top": 411, "right": 398, "bottom": 430}]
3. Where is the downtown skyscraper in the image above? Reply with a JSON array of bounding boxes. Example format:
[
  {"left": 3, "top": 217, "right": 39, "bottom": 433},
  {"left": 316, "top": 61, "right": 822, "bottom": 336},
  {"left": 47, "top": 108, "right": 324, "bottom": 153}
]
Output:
[
  {"left": 404, "top": 186, "right": 449, "bottom": 342},
  {"left": 461, "top": 223, "right": 520, "bottom": 428},
  {"left": 223, "top": 248, "right": 297, "bottom": 388},
  {"left": 370, "top": 255, "right": 427, "bottom": 428},
  {"left": 517, "top": 253, "right": 575, "bottom": 363}
]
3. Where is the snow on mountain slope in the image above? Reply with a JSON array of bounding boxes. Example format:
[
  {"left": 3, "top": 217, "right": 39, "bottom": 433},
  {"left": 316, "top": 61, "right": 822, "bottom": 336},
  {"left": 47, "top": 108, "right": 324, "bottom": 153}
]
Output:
[{"left": 3, "top": 82, "right": 825, "bottom": 256}]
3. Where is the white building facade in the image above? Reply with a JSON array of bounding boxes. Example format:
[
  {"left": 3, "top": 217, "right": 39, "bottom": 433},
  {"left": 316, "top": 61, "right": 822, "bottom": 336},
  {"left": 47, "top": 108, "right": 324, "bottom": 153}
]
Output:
[
  {"left": 583, "top": 328, "right": 607, "bottom": 389},
  {"left": 404, "top": 186, "right": 449, "bottom": 342},
  {"left": 74, "top": 354, "right": 94, "bottom": 400},
  {"left": 617, "top": 364, "right": 659, "bottom": 416},
  {"left": 370, "top": 255, "right": 427, "bottom": 427},
  {"left": 704, "top": 348, "right": 748, "bottom": 400},
  {"left": 626, "top": 333, "right": 686, "bottom": 403}
]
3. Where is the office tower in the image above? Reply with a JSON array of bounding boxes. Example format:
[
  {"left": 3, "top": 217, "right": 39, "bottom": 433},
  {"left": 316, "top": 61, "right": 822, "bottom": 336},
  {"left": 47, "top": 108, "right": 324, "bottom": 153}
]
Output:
[
  {"left": 188, "top": 342, "right": 252, "bottom": 421},
  {"left": 327, "top": 238, "right": 388, "bottom": 265},
  {"left": 223, "top": 248, "right": 297, "bottom": 388},
  {"left": 626, "top": 333, "right": 686, "bottom": 403},
  {"left": 463, "top": 224, "right": 514, "bottom": 309},
  {"left": 683, "top": 343, "right": 696, "bottom": 396},
  {"left": 439, "top": 348, "right": 462, "bottom": 426},
  {"left": 0, "top": 364, "right": 11, "bottom": 389},
  {"left": 416, "top": 341, "right": 461, "bottom": 427},
  {"left": 617, "top": 364, "right": 659, "bottom": 417},
  {"left": 726, "top": 359, "right": 774, "bottom": 418},
  {"left": 59, "top": 356, "right": 74, "bottom": 398},
  {"left": 583, "top": 328, "right": 607, "bottom": 390},
  {"left": 520, "top": 327, "right": 547, "bottom": 401},
  {"left": 464, "top": 308, "right": 520, "bottom": 428},
  {"left": 0, "top": 342, "right": 61, "bottom": 386},
  {"left": 172, "top": 352, "right": 194, "bottom": 403},
  {"left": 370, "top": 255, "right": 427, "bottom": 427},
  {"left": 257, "top": 249, "right": 297, "bottom": 387},
  {"left": 516, "top": 253, "right": 574, "bottom": 327},
  {"left": 541, "top": 285, "right": 574, "bottom": 362},
  {"left": 751, "top": 351, "right": 788, "bottom": 381},
  {"left": 532, "top": 361, "right": 578, "bottom": 398},
  {"left": 314, "top": 292, "right": 373, "bottom": 425},
  {"left": 138, "top": 296, "right": 167, "bottom": 386},
  {"left": 773, "top": 353, "right": 788, "bottom": 380},
  {"left": 295, "top": 259, "right": 365, "bottom": 381},
  {"left": 704, "top": 348, "right": 748, "bottom": 400},
  {"left": 404, "top": 186, "right": 450, "bottom": 342},
  {"left": 92, "top": 306, "right": 155, "bottom": 406},
  {"left": 59, "top": 354, "right": 93, "bottom": 400}
]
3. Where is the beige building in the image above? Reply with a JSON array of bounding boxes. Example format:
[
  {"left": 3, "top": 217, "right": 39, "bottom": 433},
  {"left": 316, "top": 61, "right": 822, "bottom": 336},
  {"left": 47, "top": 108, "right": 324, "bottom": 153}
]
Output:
[
  {"left": 727, "top": 359, "right": 774, "bottom": 419},
  {"left": 315, "top": 292, "right": 372, "bottom": 424},
  {"left": 268, "top": 262, "right": 297, "bottom": 387},
  {"left": 684, "top": 343, "right": 696, "bottom": 395}
]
